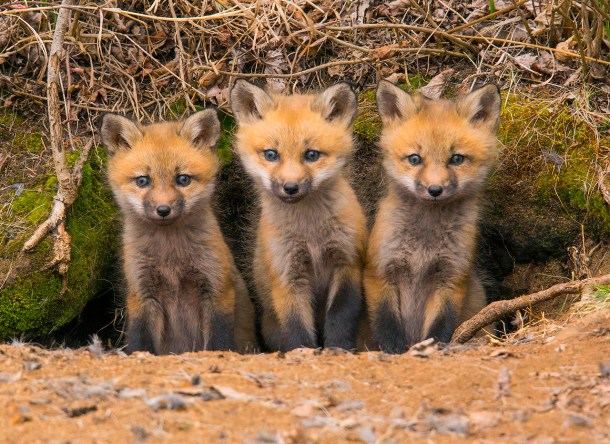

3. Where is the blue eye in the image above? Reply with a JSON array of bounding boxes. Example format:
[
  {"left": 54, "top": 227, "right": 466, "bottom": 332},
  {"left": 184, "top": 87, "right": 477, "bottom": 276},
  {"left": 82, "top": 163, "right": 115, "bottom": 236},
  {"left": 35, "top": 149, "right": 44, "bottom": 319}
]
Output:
[
  {"left": 304, "top": 150, "right": 321, "bottom": 162},
  {"left": 135, "top": 176, "right": 150, "bottom": 188},
  {"left": 407, "top": 154, "right": 422, "bottom": 166},
  {"left": 263, "top": 149, "right": 279, "bottom": 162},
  {"left": 176, "top": 174, "right": 192, "bottom": 187},
  {"left": 449, "top": 154, "right": 465, "bottom": 165}
]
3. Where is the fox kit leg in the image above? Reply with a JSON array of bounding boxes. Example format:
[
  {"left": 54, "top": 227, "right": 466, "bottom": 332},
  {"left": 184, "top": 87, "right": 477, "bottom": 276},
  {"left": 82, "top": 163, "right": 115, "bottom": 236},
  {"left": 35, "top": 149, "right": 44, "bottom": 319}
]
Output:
[
  {"left": 202, "top": 285, "right": 236, "bottom": 351},
  {"left": 365, "top": 273, "right": 408, "bottom": 354},
  {"left": 324, "top": 266, "right": 362, "bottom": 350},
  {"left": 271, "top": 280, "right": 316, "bottom": 352},
  {"left": 422, "top": 278, "right": 467, "bottom": 343},
  {"left": 234, "top": 272, "right": 257, "bottom": 353},
  {"left": 125, "top": 293, "right": 162, "bottom": 354}
]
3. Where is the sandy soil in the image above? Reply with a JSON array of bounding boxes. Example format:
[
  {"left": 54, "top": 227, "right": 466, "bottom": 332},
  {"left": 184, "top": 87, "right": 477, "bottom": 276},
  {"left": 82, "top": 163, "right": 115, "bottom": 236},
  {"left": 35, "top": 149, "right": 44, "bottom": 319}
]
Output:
[{"left": 1, "top": 309, "right": 609, "bottom": 444}]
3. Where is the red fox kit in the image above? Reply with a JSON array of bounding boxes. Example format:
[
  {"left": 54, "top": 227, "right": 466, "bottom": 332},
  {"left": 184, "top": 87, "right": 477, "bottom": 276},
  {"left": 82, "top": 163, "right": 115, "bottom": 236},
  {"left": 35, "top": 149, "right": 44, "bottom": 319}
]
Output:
[
  {"left": 100, "top": 110, "right": 255, "bottom": 355},
  {"left": 230, "top": 80, "right": 367, "bottom": 352},
  {"left": 364, "top": 81, "right": 501, "bottom": 353}
]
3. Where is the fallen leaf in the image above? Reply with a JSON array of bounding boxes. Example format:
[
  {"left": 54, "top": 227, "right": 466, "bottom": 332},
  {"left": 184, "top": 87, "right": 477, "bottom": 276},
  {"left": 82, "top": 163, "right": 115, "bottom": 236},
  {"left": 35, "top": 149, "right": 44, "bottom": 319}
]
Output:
[
  {"left": 420, "top": 69, "right": 454, "bottom": 99},
  {"left": 514, "top": 53, "right": 538, "bottom": 71},
  {"left": 370, "top": 44, "right": 398, "bottom": 60},
  {"left": 556, "top": 37, "right": 577, "bottom": 63}
]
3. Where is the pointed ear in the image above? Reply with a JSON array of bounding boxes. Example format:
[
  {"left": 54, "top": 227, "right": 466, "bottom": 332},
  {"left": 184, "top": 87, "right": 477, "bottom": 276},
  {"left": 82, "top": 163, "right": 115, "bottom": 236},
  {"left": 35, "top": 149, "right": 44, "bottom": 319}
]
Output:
[
  {"left": 99, "top": 114, "right": 143, "bottom": 154},
  {"left": 457, "top": 84, "right": 501, "bottom": 130},
  {"left": 180, "top": 109, "right": 221, "bottom": 150},
  {"left": 311, "top": 83, "right": 358, "bottom": 127},
  {"left": 376, "top": 80, "right": 418, "bottom": 124},
  {"left": 230, "top": 79, "right": 275, "bottom": 124}
]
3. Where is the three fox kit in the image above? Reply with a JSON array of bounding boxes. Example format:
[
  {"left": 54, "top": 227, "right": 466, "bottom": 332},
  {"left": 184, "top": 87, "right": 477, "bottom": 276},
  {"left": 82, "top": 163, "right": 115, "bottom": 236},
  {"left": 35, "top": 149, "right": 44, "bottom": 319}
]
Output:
[
  {"left": 101, "top": 110, "right": 255, "bottom": 355},
  {"left": 230, "top": 80, "right": 367, "bottom": 352},
  {"left": 364, "top": 81, "right": 501, "bottom": 353}
]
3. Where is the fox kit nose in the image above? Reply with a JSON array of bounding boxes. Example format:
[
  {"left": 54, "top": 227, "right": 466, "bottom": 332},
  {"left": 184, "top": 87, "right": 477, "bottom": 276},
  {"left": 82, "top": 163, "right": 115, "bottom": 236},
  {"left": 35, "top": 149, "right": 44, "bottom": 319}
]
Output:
[
  {"left": 428, "top": 185, "right": 443, "bottom": 197},
  {"left": 283, "top": 182, "right": 300, "bottom": 195},
  {"left": 156, "top": 205, "right": 171, "bottom": 217}
]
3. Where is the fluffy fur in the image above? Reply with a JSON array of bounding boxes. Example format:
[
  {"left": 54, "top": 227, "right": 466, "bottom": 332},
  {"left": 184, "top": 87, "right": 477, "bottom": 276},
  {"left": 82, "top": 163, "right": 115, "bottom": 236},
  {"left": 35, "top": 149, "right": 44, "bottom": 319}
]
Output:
[
  {"left": 101, "top": 110, "right": 256, "bottom": 355},
  {"left": 230, "top": 80, "right": 367, "bottom": 352},
  {"left": 364, "top": 81, "right": 501, "bottom": 353}
]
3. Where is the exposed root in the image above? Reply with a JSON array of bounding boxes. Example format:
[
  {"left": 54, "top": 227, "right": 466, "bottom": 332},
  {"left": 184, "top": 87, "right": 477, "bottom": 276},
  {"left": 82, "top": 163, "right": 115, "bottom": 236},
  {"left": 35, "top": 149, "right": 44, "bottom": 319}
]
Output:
[
  {"left": 451, "top": 273, "right": 610, "bottom": 344},
  {"left": 21, "top": 0, "right": 92, "bottom": 281}
]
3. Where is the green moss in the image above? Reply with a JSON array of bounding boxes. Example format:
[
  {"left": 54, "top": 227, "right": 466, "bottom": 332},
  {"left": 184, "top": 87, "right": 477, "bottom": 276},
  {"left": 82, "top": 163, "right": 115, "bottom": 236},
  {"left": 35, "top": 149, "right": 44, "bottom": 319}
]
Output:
[
  {"left": 12, "top": 189, "right": 53, "bottom": 225},
  {"left": 496, "top": 96, "right": 610, "bottom": 242},
  {"left": 168, "top": 97, "right": 188, "bottom": 119},
  {"left": 14, "top": 132, "right": 44, "bottom": 154},
  {"left": 0, "top": 143, "right": 119, "bottom": 340},
  {"left": 216, "top": 112, "right": 235, "bottom": 165},
  {"left": 0, "top": 111, "right": 44, "bottom": 154},
  {"left": 44, "top": 176, "right": 58, "bottom": 192},
  {"left": 354, "top": 90, "right": 382, "bottom": 142},
  {"left": 353, "top": 78, "right": 430, "bottom": 142}
]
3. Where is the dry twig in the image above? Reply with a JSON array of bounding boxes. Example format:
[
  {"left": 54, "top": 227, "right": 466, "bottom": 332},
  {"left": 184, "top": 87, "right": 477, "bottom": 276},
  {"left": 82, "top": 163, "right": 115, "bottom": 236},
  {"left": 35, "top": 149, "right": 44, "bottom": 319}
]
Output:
[
  {"left": 22, "top": 0, "right": 92, "bottom": 282},
  {"left": 452, "top": 273, "right": 610, "bottom": 344}
]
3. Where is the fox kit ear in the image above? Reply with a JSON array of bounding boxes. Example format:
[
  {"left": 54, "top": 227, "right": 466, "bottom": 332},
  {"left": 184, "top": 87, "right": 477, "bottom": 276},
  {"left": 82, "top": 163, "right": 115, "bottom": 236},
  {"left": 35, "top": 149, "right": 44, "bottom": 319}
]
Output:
[
  {"left": 230, "top": 79, "right": 275, "bottom": 124},
  {"left": 312, "top": 83, "right": 358, "bottom": 127},
  {"left": 180, "top": 108, "right": 221, "bottom": 150},
  {"left": 457, "top": 84, "right": 501, "bottom": 130},
  {"left": 376, "top": 80, "right": 418, "bottom": 124},
  {"left": 100, "top": 114, "right": 143, "bottom": 154}
]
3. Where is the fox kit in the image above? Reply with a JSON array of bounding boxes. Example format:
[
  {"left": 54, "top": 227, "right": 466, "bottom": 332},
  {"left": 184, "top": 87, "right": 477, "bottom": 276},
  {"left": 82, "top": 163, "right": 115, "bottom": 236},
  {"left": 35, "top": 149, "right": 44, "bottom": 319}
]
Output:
[
  {"left": 230, "top": 80, "right": 367, "bottom": 352},
  {"left": 364, "top": 81, "right": 501, "bottom": 353},
  {"left": 101, "top": 110, "right": 255, "bottom": 355}
]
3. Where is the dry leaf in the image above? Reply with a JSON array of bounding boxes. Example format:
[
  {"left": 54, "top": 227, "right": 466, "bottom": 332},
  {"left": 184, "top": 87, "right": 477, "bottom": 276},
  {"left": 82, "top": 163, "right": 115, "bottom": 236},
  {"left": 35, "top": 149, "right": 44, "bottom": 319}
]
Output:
[
  {"left": 514, "top": 53, "right": 538, "bottom": 71},
  {"left": 377, "top": 0, "right": 411, "bottom": 17},
  {"left": 370, "top": 44, "right": 398, "bottom": 60},
  {"left": 420, "top": 68, "right": 454, "bottom": 99},
  {"left": 556, "top": 37, "right": 577, "bottom": 63}
]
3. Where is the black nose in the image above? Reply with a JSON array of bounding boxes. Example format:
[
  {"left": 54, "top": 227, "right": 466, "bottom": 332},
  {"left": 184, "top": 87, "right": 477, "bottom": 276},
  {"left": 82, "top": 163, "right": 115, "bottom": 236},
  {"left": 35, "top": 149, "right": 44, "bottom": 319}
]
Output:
[
  {"left": 283, "top": 182, "right": 299, "bottom": 195},
  {"left": 428, "top": 185, "right": 443, "bottom": 197},
  {"left": 156, "top": 205, "right": 171, "bottom": 217}
]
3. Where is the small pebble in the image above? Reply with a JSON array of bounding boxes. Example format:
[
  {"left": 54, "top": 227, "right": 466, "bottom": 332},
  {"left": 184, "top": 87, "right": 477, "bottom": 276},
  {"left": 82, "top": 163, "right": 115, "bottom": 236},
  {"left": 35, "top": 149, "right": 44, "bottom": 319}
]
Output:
[{"left": 146, "top": 394, "right": 187, "bottom": 411}]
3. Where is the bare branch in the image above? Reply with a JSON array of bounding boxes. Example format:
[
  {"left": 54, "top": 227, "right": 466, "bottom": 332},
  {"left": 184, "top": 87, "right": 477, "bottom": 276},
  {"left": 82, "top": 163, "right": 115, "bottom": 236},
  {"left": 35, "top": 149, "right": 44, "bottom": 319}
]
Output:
[{"left": 451, "top": 273, "right": 610, "bottom": 344}]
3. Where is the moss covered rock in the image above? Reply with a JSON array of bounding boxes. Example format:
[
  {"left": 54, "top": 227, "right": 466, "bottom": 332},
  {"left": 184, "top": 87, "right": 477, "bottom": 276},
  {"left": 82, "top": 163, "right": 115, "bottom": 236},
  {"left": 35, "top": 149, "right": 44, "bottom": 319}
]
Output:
[{"left": 0, "top": 112, "right": 119, "bottom": 340}]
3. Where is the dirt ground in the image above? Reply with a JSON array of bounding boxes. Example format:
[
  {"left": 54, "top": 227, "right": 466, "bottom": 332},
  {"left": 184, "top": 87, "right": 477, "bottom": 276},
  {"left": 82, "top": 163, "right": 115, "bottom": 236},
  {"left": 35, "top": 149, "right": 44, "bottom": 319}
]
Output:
[{"left": 1, "top": 309, "right": 609, "bottom": 444}]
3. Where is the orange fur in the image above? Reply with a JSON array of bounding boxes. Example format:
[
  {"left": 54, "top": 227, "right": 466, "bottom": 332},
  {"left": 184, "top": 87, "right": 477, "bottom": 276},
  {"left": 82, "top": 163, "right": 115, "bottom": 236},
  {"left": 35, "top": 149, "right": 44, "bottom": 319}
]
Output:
[
  {"left": 231, "top": 81, "right": 366, "bottom": 352},
  {"left": 102, "top": 111, "right": 256, "bottom": 354},
  {"left": 363, "top": 82, "right": 501, "bottom": 353}
]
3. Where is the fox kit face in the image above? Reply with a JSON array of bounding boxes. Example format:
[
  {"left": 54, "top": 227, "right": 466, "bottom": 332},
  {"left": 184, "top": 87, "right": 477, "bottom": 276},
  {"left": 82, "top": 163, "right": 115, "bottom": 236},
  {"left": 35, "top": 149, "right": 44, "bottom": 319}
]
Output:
[
  {"left": 376, "top": 81, "right": 501, "bottom": 202},
  {"left": 100, "top": 110, "right": 221, "bottom": 225},
  {"left": 230, "top": 80, "right": 357, "bottom": 203}
]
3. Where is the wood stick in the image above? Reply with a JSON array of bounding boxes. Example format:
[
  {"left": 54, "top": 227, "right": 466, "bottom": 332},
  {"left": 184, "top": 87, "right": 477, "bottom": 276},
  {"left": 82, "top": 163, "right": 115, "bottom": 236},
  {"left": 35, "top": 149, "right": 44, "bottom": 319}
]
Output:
[
  {"left": 21, "top": 0, "right": 91, "bottom": 280},
  {"left": 451, "top": 273, "right": 610, "bottom": 344}
]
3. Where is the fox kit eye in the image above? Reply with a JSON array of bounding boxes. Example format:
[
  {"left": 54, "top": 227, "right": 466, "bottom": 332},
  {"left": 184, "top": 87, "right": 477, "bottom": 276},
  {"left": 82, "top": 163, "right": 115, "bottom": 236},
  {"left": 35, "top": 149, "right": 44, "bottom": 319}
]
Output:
[
  {"left": 448, "top": 154, "right": 465, "bottom": 165},
  {"left": 176, "top": 174, "right": 192, "bottom": 187},
  {"left": 263, "top": 149, "right": 279, "bottom": 162},
  {"left": 406, "top": 154, "right": 422, "bottom": 166},
  {"left": 135, "top": 176, "right": 151, "bottom": 188},
  {"left": 304, "top": 150, "right": 321, "bottom": 162}
]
